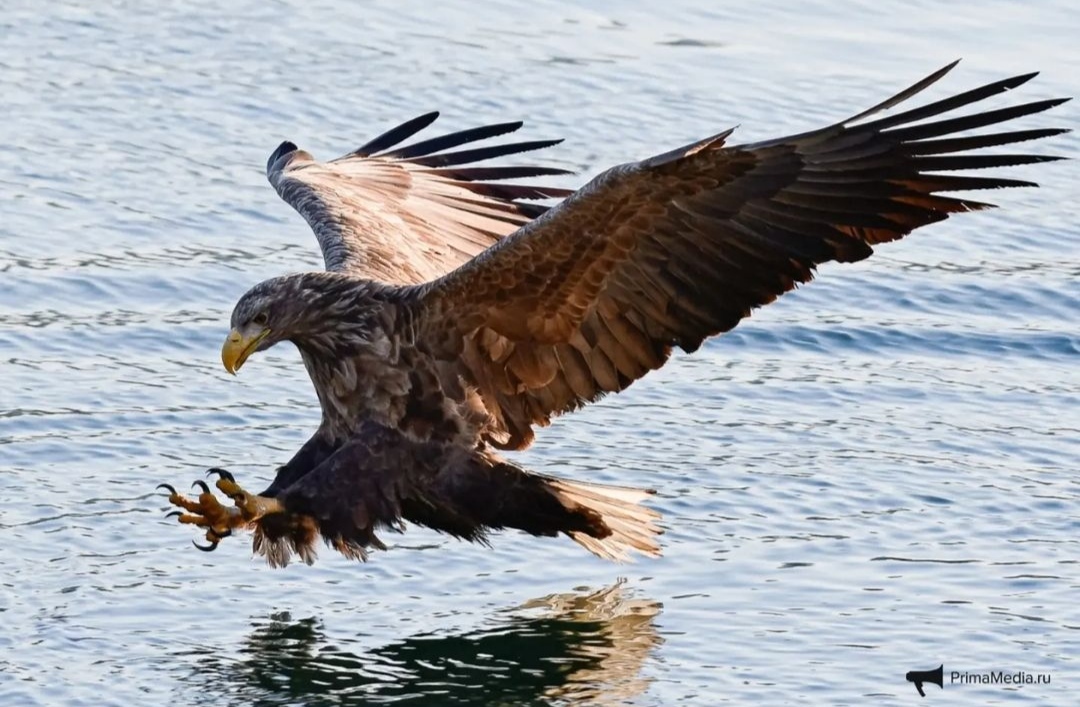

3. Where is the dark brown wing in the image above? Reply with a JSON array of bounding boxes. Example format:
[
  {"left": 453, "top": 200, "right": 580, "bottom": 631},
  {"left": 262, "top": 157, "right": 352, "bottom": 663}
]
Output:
[
  {"left": 407, "top": 63, "right": 1068, "bottom": 450},
  {"left": 267, "top": 113, "right": 574, "bottom": 284}
]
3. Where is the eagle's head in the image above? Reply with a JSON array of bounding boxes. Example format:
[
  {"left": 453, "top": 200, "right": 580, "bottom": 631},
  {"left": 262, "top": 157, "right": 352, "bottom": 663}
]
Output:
[{"left": 221, "top": 273, "right": 371, "bottom": 374}]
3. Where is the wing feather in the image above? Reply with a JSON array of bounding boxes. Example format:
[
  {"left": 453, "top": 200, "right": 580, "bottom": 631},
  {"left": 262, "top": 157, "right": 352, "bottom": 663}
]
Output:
[
  {"left": 267, "top": 114, "right": 574, "bottom": 283},
  {"left": 351, "top": 111, "right": 439, "bottom": 157},
  {"left": 407, "top": 63, "right": 1068, "bottom": 450}
]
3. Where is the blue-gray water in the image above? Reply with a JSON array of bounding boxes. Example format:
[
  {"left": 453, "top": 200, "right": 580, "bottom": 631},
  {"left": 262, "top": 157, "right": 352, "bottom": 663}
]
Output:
[{"left": 2, "top": 1, "right": 1078, "bottom": 705}]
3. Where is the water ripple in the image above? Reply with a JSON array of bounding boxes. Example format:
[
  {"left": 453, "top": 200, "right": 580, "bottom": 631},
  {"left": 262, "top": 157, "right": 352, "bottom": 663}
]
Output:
[{"left": 2, "top": 0, "right": 1078, "bottom": 705}]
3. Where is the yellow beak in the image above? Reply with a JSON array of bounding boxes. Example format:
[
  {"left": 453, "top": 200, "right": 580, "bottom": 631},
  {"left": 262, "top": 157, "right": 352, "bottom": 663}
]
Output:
[{"left": 221, "top": 328, "right": 270, "bottom": 374}]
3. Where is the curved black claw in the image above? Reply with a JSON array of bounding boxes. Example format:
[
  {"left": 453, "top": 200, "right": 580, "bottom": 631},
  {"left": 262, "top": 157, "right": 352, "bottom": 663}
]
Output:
[
  {"left": 191, "top": 480, "right": 211, "bottom": 494},
  {"left": 165, "top": 510, "right": 183, "bottom": 519},
  {"left": 192, "top": 528, "right": 232, "bottom": 552},
  {"left": 156, "top": 483, "right": 177, "bottom": 496},
  {"left": 206, "top": 468, "right": 235, "bottom": 483}
]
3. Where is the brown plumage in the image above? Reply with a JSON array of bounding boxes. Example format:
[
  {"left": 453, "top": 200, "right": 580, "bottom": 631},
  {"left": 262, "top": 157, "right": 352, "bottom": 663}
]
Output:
[
  {"left": 266, "top": 113, "right": 573, "bottom": 282},
  {"left": 164, "top": 63, "right": 1067, "bottom": 566}
]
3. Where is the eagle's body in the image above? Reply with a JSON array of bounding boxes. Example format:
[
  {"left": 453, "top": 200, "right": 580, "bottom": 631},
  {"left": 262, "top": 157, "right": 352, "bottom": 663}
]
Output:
[
  {"left": 225, "top": 273, "right": 661, "bottom": 565},
  {"left": 160, "top": 63, "right": 1067, "bottom": 566}
]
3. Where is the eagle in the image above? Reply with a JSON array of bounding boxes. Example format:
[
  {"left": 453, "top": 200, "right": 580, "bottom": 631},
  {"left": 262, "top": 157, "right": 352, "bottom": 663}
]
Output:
[{"left": 159, "top": 62, "right": 1067, "bottom": 567}]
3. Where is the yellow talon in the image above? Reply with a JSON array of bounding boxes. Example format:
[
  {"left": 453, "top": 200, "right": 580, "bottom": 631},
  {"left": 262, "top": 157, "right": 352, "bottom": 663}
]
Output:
[{"left": 159, "top": 469, "right": 286, "bottom": 552}]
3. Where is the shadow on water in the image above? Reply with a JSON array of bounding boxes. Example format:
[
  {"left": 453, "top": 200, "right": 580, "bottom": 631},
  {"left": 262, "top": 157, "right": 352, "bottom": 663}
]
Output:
[{"left": 177, "top": 582, "right": 662, "bottom": 706}]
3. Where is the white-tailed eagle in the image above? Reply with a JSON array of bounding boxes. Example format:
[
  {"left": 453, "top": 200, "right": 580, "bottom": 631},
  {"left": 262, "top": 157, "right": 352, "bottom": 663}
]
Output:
[{"left": 159, "top": 62, "right": 1067, "bottom": 566}]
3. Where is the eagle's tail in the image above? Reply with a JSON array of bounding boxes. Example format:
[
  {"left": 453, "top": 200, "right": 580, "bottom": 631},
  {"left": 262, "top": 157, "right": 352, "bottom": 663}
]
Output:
[{"left": 546, "top": 477, "right": 663, "bottom": 562}]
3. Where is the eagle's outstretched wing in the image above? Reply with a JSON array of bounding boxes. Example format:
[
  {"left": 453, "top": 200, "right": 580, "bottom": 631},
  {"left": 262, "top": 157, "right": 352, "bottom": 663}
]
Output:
[
  {"left": 267, "top": 113, "right": 574, "bottom": 284},
  {"left": 407, "top": 62, "right": 1068, "bottom": 449}
]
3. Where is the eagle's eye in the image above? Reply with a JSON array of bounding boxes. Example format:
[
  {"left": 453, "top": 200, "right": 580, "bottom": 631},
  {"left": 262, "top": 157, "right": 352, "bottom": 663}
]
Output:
[{"left": 252, "top": 311, "right": 269, "bottom": 327}]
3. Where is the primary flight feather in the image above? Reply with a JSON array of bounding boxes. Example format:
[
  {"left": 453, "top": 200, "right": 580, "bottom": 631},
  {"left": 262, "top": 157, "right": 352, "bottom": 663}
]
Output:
[{"left": 159, "top": 62, "right": 1068, "bottom": 566}]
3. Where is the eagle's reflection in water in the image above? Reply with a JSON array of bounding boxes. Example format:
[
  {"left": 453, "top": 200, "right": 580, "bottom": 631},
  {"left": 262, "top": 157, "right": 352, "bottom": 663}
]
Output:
[{"left": 182, "top": 582, "right": 661, "bottom": 706}]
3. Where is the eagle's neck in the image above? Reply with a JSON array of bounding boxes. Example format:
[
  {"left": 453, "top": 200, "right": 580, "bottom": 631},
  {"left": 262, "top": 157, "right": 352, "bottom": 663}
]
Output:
[
  {"left": 282, "top": 273, "right": 382, "bottom": 354},
  {"left": 284, "top": 276, "right": 400, "bottom": 440},
  {"left": 289, "top": 289, "right": 475, "bottom": 446}
]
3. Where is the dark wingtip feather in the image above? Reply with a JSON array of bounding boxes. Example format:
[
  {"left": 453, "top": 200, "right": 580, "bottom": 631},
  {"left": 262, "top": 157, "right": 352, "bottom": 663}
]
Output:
[
  {"left": 917, "top": 174, "right": 1041, "bottom": 192},
  {"left": 427, "top": 165, "right": 576, "bottom": 181},
  {"left": 884, "top": 97, "right": 1070, "bottom": 143},
  {"left": 914, "top": 153, "right": 1068, "bottom": 172},
  {"left": 842, "top": 59, "right": 961, "bottom": 125},
  {"left": 267, "top": 140, "right": 299, "bottom": 175},
  {"left": 353, "top": 111, "right": 441, "bottom": 158},
  {"left": 407, "top": 138, "right": 566, "bottom": 168},
  {"left": 1006, "top": 70, "right": 1040, "bottom": 87},
  {"left": 383, "top": 121, "right": 527, "bottom": 160},
  {"left": 854, "top": 72, "right": 1053, "bottom": 134},
  {"left": 906, "top": 127, "right": 1071, "bottom": 155}
]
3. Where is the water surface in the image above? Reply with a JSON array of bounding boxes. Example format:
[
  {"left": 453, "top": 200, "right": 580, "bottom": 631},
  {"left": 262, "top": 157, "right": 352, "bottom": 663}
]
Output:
[{"left": 2, "top": 1, "right": 1078, "bottom": 704}]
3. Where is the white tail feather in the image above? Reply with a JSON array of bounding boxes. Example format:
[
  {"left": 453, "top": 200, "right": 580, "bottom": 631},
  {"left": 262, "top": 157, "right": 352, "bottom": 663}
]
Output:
[{"left": 547, "top": 478, "right": 663, "bottom": 562}]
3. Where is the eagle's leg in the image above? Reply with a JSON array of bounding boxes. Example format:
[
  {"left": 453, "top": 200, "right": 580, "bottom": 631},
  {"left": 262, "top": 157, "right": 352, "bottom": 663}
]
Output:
[
  {"left": 158, "top": 469, "right": 283, "bottom": 551},
  {"left": 207, "top": 468, "right": 285, "bottom": 521}
]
